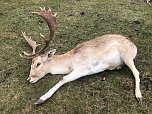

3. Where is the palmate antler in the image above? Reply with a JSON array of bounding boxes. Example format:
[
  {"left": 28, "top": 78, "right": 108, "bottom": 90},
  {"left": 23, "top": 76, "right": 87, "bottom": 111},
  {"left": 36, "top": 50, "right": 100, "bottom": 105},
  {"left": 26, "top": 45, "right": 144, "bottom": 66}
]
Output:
[{"left": 20, "top": 7, "right": 57, "bottom": 59}]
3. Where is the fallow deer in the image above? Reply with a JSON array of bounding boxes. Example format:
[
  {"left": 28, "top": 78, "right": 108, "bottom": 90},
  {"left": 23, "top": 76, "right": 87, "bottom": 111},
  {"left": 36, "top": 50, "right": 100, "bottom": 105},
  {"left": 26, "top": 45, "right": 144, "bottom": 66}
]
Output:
[{"left": 20, "top": 7, "right": 142, "bottom": 105}]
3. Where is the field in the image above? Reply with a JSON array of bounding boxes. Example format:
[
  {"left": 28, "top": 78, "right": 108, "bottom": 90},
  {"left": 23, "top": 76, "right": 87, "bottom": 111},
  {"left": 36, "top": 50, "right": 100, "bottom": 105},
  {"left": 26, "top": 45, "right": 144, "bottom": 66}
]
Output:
[{"left": 0, "top": 0, "right": 152, "bottom": 114}]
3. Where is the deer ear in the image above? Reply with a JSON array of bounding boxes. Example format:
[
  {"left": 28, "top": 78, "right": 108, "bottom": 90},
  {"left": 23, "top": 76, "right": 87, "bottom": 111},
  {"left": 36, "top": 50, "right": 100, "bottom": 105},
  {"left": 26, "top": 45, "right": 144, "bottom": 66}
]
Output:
[{"left": 46, "top": 49, "right": 56, "bottom": 58}]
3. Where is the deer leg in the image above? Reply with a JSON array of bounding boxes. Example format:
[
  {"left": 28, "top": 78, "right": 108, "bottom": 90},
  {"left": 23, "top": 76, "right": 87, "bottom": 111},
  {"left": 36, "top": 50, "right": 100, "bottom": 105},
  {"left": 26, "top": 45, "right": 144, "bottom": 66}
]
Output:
[
  {"left": 124, "top": 59, "right": 142, "bottom": 104},
  {"left": 34, "top": 70, "right": 88, "bottom": 105}
]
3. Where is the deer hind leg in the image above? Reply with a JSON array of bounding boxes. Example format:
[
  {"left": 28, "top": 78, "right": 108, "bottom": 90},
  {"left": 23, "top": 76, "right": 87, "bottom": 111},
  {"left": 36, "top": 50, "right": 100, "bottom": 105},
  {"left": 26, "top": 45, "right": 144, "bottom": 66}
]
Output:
[{"left": 122, "top": 58, "right": 142, "bottom": 103}]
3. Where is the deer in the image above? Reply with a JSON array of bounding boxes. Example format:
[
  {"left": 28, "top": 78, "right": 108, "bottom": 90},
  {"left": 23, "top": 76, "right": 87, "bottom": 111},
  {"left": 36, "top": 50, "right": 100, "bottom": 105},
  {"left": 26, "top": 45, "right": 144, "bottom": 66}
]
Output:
[{"left": 20, "top": 7, "right": 142, "bottom": 105}]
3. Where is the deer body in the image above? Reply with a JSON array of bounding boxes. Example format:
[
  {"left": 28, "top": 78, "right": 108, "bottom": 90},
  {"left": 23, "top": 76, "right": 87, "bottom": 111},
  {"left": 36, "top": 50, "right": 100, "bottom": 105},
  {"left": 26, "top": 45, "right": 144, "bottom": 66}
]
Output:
[
  {"left": 21, "top": 8, "right": 142, "bottom": 105},
  {"left": 49, "top": 34, "right": 126, "bottom": 75}
]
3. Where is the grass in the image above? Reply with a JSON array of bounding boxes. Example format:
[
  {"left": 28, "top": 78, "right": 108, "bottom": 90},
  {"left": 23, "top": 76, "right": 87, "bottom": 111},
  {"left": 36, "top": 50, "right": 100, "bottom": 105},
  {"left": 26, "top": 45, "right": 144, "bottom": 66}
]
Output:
[{"left": 0, "top": 0, "right": 152, "bottom": 113}]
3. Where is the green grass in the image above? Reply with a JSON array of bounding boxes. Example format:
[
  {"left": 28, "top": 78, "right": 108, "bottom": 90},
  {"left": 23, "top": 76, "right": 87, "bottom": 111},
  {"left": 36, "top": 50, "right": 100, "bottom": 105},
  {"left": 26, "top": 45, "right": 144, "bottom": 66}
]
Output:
[{"left": 0, "top": 0, "right": 152, "bottom": 114}]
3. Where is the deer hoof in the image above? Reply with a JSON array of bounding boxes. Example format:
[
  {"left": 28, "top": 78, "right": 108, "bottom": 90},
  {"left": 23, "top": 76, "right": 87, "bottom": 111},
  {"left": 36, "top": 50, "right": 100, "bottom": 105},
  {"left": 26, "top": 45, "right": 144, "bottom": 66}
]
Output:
[
  {"left": 136, "top": 97, "right": 143, "bottom": 104},
  {"left": 34, "top": 99, "right": 44, "bottom": 105}
]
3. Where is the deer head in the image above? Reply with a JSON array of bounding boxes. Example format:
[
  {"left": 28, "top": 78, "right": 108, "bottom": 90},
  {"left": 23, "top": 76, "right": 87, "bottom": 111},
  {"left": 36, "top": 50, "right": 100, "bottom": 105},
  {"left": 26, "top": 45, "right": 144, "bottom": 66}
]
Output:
[{"left": 20, "top": 7, "right": 57, "bottom": 83}]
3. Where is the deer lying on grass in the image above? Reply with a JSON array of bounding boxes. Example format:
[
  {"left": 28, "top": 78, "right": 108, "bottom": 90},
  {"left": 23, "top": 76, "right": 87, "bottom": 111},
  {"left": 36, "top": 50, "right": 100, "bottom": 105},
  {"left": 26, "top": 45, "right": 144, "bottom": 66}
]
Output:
[{"left": 20, "top": 7, "right": 142, "bottom": 105}]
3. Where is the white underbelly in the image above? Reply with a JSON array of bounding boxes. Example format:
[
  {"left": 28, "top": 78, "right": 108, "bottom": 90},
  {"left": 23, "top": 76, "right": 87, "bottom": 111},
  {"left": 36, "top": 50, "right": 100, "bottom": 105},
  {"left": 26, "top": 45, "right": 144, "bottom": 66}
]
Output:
[{"left": 87, "top": 51, "right": 123, "bottom": 75}]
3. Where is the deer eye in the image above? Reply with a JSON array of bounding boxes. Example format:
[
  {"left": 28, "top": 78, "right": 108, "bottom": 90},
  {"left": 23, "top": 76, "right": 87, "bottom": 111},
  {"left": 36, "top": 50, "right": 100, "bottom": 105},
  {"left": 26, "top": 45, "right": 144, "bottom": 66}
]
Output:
[{"left": 36, "top": 62, "right": 41, "bottom": 68}]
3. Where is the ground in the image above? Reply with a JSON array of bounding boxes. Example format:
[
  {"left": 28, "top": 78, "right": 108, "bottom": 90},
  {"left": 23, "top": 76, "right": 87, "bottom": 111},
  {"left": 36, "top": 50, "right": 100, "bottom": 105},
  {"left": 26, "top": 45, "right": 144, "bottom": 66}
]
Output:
[{"left": 0, "top": 0, "right": 152, "bottom": 114}]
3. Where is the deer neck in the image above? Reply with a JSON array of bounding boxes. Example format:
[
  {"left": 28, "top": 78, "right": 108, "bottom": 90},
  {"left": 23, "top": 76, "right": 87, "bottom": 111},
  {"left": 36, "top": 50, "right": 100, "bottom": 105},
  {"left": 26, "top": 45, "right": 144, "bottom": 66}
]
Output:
[{"left": 48, "top": 53, "right": 73, "bottom": 75}]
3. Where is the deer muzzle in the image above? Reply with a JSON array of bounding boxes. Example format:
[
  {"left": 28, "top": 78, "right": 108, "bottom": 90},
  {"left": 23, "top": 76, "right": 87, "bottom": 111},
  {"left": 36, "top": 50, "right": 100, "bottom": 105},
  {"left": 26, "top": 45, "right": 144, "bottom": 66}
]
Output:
[{"left": 27, "top": 77, "right": 38, "bottom": 83}]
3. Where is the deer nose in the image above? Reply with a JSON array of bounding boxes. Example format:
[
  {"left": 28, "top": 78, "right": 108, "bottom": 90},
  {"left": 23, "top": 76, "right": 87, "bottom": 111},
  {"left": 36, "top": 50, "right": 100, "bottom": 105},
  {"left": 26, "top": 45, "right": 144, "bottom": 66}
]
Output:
[
  {"left": 29, "top": 79, "right": 37, "bottom": 83},
  {"left": 27, "top": 77, "right": 37, "bottom": 83}
]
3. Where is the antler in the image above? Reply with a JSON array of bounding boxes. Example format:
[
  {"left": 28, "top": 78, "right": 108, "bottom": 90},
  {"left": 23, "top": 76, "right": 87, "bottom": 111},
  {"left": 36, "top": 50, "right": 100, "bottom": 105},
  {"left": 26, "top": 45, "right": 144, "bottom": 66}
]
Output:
[{"left": 20, "top": 7, "right": 57, "bottom": 59}]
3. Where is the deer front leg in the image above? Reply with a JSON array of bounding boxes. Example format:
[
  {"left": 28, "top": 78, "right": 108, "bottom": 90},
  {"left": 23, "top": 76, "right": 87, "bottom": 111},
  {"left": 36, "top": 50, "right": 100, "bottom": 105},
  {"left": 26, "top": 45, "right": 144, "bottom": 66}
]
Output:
[{"left": 34, "top": 70, "right": 88, "bottom": 105}]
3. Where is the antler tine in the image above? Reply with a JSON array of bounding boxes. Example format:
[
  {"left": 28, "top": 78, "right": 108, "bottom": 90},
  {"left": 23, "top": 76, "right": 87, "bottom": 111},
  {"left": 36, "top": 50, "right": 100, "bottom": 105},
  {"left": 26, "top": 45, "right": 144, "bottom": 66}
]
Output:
[
  {"left": 48, "top": 8, "right": 51, "bottom": 12},
  {"left": 32, "top": 7, "right": 46, "bottom": 14},
  {"left": 40, "top": 33, "right": 47, "bottom": 40},
  {"left": 43, "top": 7, "right": 46, "bottom": 10},
  {"left": 39, "top": 7, "right": 46, "bottom": 11},
  {"left": 19, "top": 53, "right": 34, "bottom": 59},
  {"left": 32, "top": 11, "right": 39, "bottom": 15},
  {"left": 53, "top": 12, "right": 57, "bottom": 17},
  {"left": 39, "top": 7, "right": 43, "bottom": 10}
]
